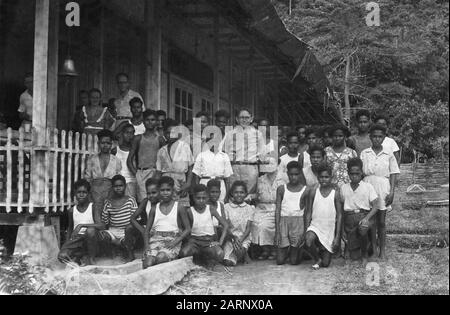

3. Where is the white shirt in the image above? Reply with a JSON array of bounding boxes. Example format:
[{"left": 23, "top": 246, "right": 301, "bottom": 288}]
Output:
[
  {"left": 277, "top": 153, "right": 300, "bottom": 184},
  {"left": 192, "top": 150, "right": 233, "bottom": 179},
  {"left": 115, "top": 89, "right": 144, "bottom": 118},
  {"left": 303, "top": 151, "right": 312, "bottom": 168},
  {"left": 116, "top": 147, "right": 137, "bottom": 183},
  {"left": 129, "top": 120, "right": 145, "bottom": 136},
  {"left": 383, "top": 137, "right": 400, "bottom": 153},
  {"left": 360, "top": 147, "right": 400, "bottom": 179},
  {"left": 340, "top": 181, "right": 378, "bottom": 212},
  {"left": 18, "top": 90, "right": 33, "bottom": 120}
]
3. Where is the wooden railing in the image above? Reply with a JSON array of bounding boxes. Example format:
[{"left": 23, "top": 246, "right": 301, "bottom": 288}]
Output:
[{"left": 0, "top": 128, "right": 98, "bottom": 213}]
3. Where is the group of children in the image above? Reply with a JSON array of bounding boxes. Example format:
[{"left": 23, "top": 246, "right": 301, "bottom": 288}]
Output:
[{"left": 58, "top": 108, "right": 400, "bottom": 270}]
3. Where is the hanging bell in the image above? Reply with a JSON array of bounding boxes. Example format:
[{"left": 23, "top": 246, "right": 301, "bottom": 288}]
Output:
[{"left": 60, "top": 56, "right": 78, "bottom": 76}]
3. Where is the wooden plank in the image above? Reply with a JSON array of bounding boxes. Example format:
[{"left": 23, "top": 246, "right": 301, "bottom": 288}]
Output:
[
  {"left": 80, "top": 133, "right": 87, "bottom": 177},
  {"left": 46, "top": 0, "right": 59, "bottom": 129},
  {"left": 44, "top": 128, "right": 51, "bottom": 213},
  {"left": 5, "top": 128, "right": 12, "bottom": 213},
  {"left": 74, "top": 132, "right": 80, "bottom": 183},
  {"left": 152, "top": 0, "right": 162, "bottom": 110},
  {"left": 17, "top": 128, "right": 25, "bottom": 213},
  {"left": 67, "top": 131, "right": 73, "bottom": 208},
  {"left": 31, "top": 0, "right": 50, "bottom": 211},
  {"left": 213, "top": 14, "right": 220, "bottom": 113},
  {"left": 52, "top": 129, "right": 58, "bottom": 208},
  {"left": 59, "top": 130, "right": 66, "bottom": 213}
]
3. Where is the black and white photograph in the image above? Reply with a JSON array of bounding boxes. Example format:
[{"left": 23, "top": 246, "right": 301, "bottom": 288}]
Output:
[{"left": 0, "top": 0, "right": 448, "bottom": 297}]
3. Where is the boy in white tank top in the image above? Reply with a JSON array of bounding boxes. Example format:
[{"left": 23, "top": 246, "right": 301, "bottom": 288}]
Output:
[
  {"left": 275, "top": 161, "right": 308, "bottom": 266},
  {"left": 143, "top": 177, "right": 190, "bottom": 269},
  {"left": 58, "top": 180, "right": 104, "bottom": 266},
  {"left": 304, "top": 164, "right": 343, "bottom": 270},
  {"left": 180, "top": 185, "right": 229, "bottom": 266}
]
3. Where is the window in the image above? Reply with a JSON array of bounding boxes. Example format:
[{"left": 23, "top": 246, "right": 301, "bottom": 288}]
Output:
[
  {"left": 201, "top": 99, "right": 214, "bottom": 123},
  {"left": 174, "top": 87, "right": 193, "bottom": 124}
]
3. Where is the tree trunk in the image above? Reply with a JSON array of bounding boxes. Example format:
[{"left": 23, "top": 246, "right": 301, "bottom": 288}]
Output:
[{"left": 344, "top": 55, "right": 351, "bottom": 124}]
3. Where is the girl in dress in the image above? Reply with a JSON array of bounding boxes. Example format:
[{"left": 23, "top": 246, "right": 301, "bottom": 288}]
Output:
[
  {"left": 251, "top": 158, "right": 280, "bottom": 260},
  {"left": 325, "top": 125, "right": 357, "bottom": 188},
  {"left": 81, "top": 88, "right": 115, "bottom": 135},
  {"left": 223, "top": 181, "right": 255, "bottom": 266},
  {"left": 304, "top": 163, "right": 343, "bottom": 270}
]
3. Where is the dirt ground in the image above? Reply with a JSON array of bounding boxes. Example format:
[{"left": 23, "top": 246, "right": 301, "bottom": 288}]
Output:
[{"left": 167, "top": 205, "right": 449, "bottom": 295}]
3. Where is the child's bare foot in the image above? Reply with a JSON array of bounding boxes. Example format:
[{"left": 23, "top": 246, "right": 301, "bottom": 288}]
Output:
[
  {"left": 379, "top": 251, "right": 387, "bottom": 260},
  {"left": 312, "top": 259, "right": 322, "bottom": 270},
  {"left": 362, "top": 257, "right": 368, "bottom": 266}
]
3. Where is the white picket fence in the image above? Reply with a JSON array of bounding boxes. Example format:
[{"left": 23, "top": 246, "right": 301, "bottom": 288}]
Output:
[{"left": 0, "top": 128, "right": 98, "bottom": 213}]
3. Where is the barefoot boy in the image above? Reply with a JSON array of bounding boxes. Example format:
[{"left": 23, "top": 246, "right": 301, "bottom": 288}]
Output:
[
  {"left": 304, "top": 164, "right": 343, "bottom": 269},
  {"left": 143, "top": 177, "right": 191, "bottom": 269},
  {"left": 361, "top": 124, "right": 400, "bottom": 259},
  {"left": 181, "top": 185, "right": 229, "bottom": 265},
  {"left": 340, "top": 158, "right": 379, "bottom": 265},
  {"left": 275, "top": 161, "right": 308, "bottom": 265},
  {"left": 100, "top": 175, "right": 139, "bottom": 262},
  {"left": 58, "top": 180, "right": 104, "bottom": 266},
  {"left": 127, "top": 110, "right": 165, "bottom": 203}
]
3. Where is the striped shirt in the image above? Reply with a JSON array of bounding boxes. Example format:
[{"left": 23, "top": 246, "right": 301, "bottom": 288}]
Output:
[{"left": 101, "top": 197, "right": 138, "bottom": 229}]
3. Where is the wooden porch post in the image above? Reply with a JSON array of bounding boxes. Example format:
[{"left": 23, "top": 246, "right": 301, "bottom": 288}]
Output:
[
  {"left": 145, "top": 0, "right": 162, "bottom": 110},
  {"left": 31, "top": 0, "right": 58, "bottom": 206},
  {"left": 47, "top": 0, "right": 59, "bottom": 130},
  {"left": 214, "top": 14, "right": 220, "bottom": 111}
]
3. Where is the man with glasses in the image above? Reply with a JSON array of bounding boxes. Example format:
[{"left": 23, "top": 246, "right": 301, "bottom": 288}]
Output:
[
  {"left": 114, "top": 73, "right": 145, "bottom": 125},
  {"left": 222, "top": 108, "right": 267, "bottom": 198}
]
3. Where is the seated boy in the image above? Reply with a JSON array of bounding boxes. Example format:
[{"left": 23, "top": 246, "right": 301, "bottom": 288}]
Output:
[
  {"left": 131, "top": 179, "right": 160, "bottom": 237},
  {"left": 304, "top": 164, "right": 343, "bottom": 270},
  {"left": 340, "top": 158, "right": 379, "bottom": 265},
  {"left": 100, "top": 175, "right": 139, "bottom": 262},
  {"left": 58, "top": 180, "right": 104, "bottom": 266},
  {"left": 143, "top": 177, "right": 191, "bottom": 269},
  {"left": 275, "top": 161, "right": 308, "bottom": 265},
  {"left": 180, "top": 185, "right": 229, "bottom": 265}
]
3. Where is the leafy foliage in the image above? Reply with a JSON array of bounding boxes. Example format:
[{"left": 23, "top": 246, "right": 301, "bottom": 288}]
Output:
[{"left": 275, "top": 0, "right": 449, "bottom": 158}]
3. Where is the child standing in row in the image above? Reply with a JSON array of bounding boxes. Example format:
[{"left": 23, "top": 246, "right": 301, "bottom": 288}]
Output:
[
  {"left": 127, "top": 110, "right": 165, "bottom": 203},
  {"left": 304, "top": 164, "right": 343, "bottom": 270},
  {"left": 277, "top": 132, "right": 301, "bottom": 185},
  {"left": 116, "top": 124, "right": 138, "bottom": 200},
  {"left": 223, "top": 181, "right": 255, "bottom": 266},
  {"left": 84, "top": 130, "right": 122, "bottom": 214},
  {"left": 361, "top": 125, "right": 400, "bottom": 259},
  {"left": 58, "top": 180, "right": 104, "bottom": 266},
  {"left": 181, "top": 185, "right": 228, "bottom": 264},
  {"left": 143, "top": 177, "right": 191, "bottom": 269},
  {"left": 303, "top": 144, "right": 326, "bottom": 187},
  {"left": 340, "top": 158, "right": 379, "bottom": 265},
  {"left": 193, "top": 141, "right": 233, "bottom": 203},
  {"left": 348, "top": 109, "right": 372, "bottom": 157},
  {"left": 156, "top": 119, "right": 194, "bottom": 208},
  {"left": 325, "top": 125, "right": 357, "bottom": 188},
  {"left": 100, "top": 175, "right": 138, "bottom": 262},
  {"left": 251, "top": 158, "right": 279, "bottom": 260},
  {"left": 275, "top": 161, "right": 307, "bottom": 266}
]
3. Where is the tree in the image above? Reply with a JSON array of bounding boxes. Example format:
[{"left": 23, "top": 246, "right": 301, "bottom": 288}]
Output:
[{"left": 275, "top": 0, "right": 449, "bottom": 158}]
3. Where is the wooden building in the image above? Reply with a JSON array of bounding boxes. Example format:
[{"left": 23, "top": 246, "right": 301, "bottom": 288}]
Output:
[{"left": 0, "top": 0, "right": 340, "bottom": 216}]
